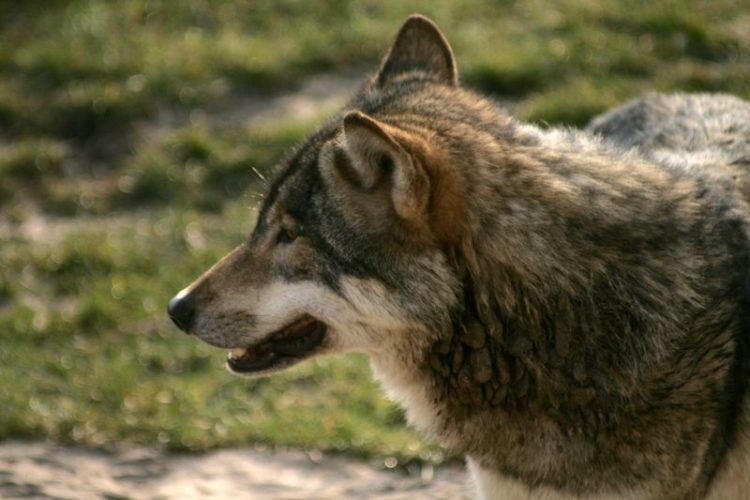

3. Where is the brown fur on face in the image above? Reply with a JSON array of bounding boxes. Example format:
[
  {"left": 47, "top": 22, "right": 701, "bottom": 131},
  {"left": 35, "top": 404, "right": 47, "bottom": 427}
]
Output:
[{"left": 171, "top": 14, "right": 750, "bottom": 499}]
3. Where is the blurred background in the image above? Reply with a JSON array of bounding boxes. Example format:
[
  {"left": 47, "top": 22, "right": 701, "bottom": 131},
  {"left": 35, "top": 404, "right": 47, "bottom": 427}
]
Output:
[{"left": 1, "top": 0, "right": 748, "bottom": 466}]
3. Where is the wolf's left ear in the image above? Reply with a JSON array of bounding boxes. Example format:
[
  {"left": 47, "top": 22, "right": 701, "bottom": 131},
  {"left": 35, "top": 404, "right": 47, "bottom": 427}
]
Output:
[
  {"left": 341, "top": 111, "right": 430, "bottom": 223},
  {"left": 376, "top": 14, "right": 458, "bottom": 87}
]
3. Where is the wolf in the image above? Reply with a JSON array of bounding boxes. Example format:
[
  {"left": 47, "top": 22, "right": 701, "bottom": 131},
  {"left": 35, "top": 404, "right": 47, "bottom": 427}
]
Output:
[{"left": 168, "top": 15, "right": 750, "bottom": 499}]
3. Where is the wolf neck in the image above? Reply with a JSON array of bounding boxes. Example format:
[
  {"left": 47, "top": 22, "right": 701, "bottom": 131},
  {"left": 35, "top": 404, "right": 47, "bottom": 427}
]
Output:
[{"left": 374, "top": 120, "right": 729, "bottom": 468}]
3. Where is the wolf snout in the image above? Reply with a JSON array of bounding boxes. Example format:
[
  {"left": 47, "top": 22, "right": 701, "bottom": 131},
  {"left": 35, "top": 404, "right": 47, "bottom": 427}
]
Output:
[{"left": 167, "top": 289, "right": 195, "bottom": 333}]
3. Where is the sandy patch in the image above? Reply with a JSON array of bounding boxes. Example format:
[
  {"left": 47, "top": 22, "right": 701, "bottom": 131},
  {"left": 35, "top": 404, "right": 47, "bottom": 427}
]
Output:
[{"left": 0, "top": 441, "right": 472, "bottom": 499}]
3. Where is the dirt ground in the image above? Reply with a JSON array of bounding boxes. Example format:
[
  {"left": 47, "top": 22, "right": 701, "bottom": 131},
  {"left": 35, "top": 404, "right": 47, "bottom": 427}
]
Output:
[{"left": 0, "top": 441, "right": 472, "bottom": 499}]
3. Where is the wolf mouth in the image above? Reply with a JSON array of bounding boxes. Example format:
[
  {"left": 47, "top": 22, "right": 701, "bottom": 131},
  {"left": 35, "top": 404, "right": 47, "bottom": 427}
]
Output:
[{"left": 226, "top": 315, "right": 327, "bottom": 374}]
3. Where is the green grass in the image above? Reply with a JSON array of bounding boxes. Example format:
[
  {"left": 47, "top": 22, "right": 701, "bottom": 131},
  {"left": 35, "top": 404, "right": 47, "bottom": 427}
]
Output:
[
  {"left": 2, "top": 1, "right": 748, "bottom": 143},
  {"left": 1, "top": 0, "right": 749, "bottom": 460}
]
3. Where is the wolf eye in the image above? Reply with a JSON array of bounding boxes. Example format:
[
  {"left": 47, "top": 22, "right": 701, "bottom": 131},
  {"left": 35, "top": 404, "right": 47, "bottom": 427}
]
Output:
[{"left": 277, "top": 225, "right": 301, "bottom": 245}]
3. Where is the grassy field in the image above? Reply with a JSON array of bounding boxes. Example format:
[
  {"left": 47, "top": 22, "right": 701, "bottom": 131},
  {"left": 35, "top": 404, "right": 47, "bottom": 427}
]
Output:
[{"left": 1, "top": 0, "right": 749, "bottom": 461}]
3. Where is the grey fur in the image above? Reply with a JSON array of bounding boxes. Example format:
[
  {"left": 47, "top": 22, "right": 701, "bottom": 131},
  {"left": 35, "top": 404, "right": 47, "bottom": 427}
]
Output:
[{"left": 588, "top": 93, "right": 750, "bottom": 158}]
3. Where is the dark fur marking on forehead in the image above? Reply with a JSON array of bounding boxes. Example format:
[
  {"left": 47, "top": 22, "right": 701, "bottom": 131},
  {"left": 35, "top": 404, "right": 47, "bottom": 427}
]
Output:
[
  {"left": 251, "top": 132, "right": 376, "bottom": 291},
  {"left": 255, "top": 147, "right": 307, "bottom": 231},
  {"left": 252, "top": 124, "right": 340, "bottom": 239},
  {"left": 292, "top": 166, "right": 370, "bottom": 278}
]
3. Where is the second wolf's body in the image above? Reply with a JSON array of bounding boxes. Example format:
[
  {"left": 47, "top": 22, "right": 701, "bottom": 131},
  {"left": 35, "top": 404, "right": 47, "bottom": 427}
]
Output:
[
  {"left": 589, "top": 92, "right": 750, "bottom": 204},
  {"left": 169, "top": 17, "right": 750, "bottom": 499}
]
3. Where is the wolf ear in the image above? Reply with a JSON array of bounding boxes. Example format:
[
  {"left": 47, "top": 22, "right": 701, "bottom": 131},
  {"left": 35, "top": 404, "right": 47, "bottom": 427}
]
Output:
[
  {"left": 376, "top": 14, "right": 458, "bottom": 87},
  {"left": 340, "top": 111, "right": 430, "bottom": 222}
]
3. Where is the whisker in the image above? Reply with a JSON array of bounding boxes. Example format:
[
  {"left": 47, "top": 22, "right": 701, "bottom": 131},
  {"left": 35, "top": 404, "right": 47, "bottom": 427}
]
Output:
[{"left": 250, "top": 165, "right": 268, "bottom": 184}]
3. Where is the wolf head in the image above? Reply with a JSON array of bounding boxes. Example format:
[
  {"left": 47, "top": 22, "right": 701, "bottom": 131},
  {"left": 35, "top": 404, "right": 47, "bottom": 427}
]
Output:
[{"left": 168, "top": 15, "right": 505, "bottom": 376}]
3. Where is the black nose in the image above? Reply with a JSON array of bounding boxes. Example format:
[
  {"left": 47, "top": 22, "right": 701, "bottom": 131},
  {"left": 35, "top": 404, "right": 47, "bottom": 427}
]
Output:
[{"left": 168, "top": 291, "right": 195, "bottom": 333}]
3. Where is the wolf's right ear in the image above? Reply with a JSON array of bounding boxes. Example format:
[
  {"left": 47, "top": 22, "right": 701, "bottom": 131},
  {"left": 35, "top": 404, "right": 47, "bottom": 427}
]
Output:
[
  {"left": 320, "top": 111, "right": 430, "bottom": 224},
  {"left": 375, "top": 14, "right": 458, "bottom": 87}
]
